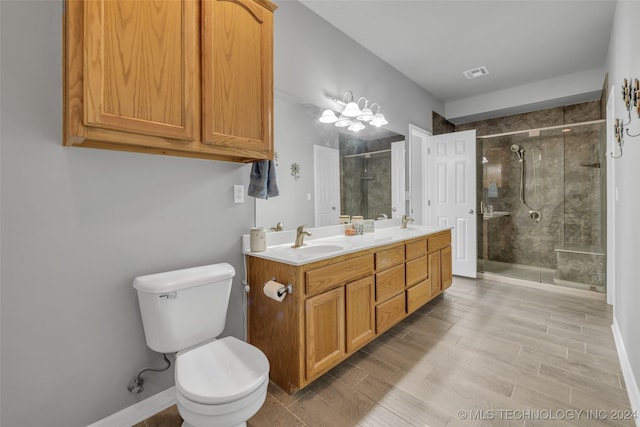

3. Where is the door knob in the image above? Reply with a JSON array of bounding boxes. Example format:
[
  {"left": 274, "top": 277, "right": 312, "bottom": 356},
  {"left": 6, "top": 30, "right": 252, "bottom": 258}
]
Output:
[{"left": 469, "top": 209, "right": 474, "bottom": 214}]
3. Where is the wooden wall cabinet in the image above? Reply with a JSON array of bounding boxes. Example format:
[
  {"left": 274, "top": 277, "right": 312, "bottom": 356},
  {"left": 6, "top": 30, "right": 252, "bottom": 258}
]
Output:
[
  {"left": 64, "top": 0, "right": 276, "bottom": 163},
  {"left": 246, "top": 229, "right": 452, "bottom": 394}
]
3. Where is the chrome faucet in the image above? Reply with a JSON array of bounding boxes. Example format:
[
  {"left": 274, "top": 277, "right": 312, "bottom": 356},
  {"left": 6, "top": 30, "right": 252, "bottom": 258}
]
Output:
[
  {"left": 270, "top": 222, "right": 283, "bottom": 232},
  {"left": 401, "top": 215, "right": 414, "bottom": 229},
  {"left": 292, "top": 225, "right": 311, "bottom": 248}
]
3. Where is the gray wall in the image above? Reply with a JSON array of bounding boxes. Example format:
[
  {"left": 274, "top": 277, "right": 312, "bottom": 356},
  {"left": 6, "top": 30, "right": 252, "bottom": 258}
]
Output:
[
  {"left": 0, "top": 1, "right": 442, "bottom": 426},
  {"left": 606, "top": 0, "right": 640, "bottom": 412}
]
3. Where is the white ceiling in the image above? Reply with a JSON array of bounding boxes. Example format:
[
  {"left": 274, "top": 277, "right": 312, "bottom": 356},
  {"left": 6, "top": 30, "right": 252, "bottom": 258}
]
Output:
[{"left": 299, "top": 0, "right": 616, "bottom": 117}]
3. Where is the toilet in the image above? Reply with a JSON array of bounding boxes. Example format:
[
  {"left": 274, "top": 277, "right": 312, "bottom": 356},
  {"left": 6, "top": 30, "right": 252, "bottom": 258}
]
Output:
[{"left": 133, "top": 263, "right": 269, "bottom": 427}]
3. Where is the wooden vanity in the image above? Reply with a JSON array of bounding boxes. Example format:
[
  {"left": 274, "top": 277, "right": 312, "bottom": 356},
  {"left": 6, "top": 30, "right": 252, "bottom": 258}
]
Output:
[{"left": 245, "top": 228, "right": 452, "bottom": 394}]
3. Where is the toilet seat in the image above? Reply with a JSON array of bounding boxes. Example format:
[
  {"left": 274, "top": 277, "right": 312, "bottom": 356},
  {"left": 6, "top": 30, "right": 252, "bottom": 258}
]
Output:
[{"left": 175, "top": 336, "right": 270, "bottom": 405}]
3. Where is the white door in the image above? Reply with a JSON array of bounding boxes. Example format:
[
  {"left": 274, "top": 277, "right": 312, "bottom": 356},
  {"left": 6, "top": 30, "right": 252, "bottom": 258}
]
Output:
[
  {"left": 408, "top": 124, "right": 432, "bottom": 224},
  {"left": 391, "top": 140, "right": 406, "bottom": 219},
  {"left": 314, "top": 145, "right": 340, "bottom": 226},
  {"left": 426, "top": 130, "right": 477, "bottom": 278}
]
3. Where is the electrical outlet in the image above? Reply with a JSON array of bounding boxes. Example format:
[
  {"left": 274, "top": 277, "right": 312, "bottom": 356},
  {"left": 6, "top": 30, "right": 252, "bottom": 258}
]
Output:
[{"left": 233, "top": 185, "right": 244, "bottom": 203}]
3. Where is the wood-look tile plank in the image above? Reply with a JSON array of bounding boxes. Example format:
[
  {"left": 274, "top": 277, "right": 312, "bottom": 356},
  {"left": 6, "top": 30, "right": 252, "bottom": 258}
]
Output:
[
  {"left": 354, "top": 375, "right": 451, "bottom": 427},
  {"left": 355, "top": 402, "right": 419, "bottom": 427},
  {"left": 538, "top": 364, "right": 631, "bottom": 407},
  {"left": 487, "top": 326, "right": 572, "bottom": 358},
  {"left": 502, "top": 322, "right": 586, "bottom": 352},
  {"left": 305, "top": 374, "right": 377, "bottom": 422},
  {"left": 267, "top": 381, "right": 311, "bottom": 408},
  {"left": 520, "top": 347, "right": 620, "bottom": 388},
  {"left": 570, "top": 387, "right": 635, "bottom": 424},
  {"left": 470, "top": 354, "right": 570, "bottom": 403},
  {"left": 247, "top": 394, "right": 305, "bottom": 427}
]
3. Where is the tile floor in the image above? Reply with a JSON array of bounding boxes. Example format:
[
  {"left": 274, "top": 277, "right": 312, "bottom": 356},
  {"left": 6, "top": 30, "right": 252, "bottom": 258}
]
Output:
[{"left": 136, "top": 276, "right": 636, "bottom": 427}]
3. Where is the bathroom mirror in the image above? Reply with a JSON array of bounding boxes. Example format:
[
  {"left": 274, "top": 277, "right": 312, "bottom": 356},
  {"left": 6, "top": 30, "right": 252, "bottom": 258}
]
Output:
[{"left": 254, "top": 91, "right": 406, "bottom": 230}]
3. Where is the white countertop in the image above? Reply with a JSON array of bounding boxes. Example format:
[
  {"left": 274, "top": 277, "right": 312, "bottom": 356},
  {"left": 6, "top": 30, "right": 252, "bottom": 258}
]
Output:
[{"left": 242, "top": 221, "right": 450, "bottom": 266}]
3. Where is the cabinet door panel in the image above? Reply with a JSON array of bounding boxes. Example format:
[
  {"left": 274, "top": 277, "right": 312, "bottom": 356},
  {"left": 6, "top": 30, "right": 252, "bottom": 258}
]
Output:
[
  {"left": 441, "top": 246, "right": 453, "bottom": 290},
  {"left": 84, "top": 0, "right": 198, "bottom": 141},
  {"left": 429, "top": 251, "right": 442, "bottom": 297},
  {"left": 346, "top": 277, "right": 375, "bottom": 353},
  {"left": 306, "top": 287, "right": 345, "bottom": 379},
  {"left": 202, "top": 0, "right": 274, "bottom": 158}
]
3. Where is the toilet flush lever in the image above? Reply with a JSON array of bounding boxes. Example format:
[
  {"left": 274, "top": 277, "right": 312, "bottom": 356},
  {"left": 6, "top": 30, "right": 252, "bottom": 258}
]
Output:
[{"left": 159, "top": 292, "right": 177, "bottom": 300}]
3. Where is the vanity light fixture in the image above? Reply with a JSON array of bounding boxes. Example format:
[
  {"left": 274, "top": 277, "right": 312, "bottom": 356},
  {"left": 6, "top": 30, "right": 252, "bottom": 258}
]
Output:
[
  {"left": 347, "top": 120, "right": 365, "bottom": 132},
  {"left": 369, "top": 103, "right": 388, "bottom": 127},
  {"left": 318, "top": 109, "right": 338, "bottom": 123},
  {"left": 334, "top": 114, "right": 353, "bottom": 128},
  {"left": 318, "top": 90, "right": 388, "bottom": 131}
]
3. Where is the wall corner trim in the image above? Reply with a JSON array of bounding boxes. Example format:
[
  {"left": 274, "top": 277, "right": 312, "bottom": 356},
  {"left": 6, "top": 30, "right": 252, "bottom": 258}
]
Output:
[
  {"left": 612, "top": 319, "right": 640, "bottom": 426},
  {"left": 86, "top": 387, "right": 176, "bottom": 427}
]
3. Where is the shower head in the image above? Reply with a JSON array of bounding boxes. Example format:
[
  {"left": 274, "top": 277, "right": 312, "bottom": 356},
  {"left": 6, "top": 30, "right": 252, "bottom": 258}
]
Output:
[{"left": 510, "top": 144, "right": 525, "bottom": 162}]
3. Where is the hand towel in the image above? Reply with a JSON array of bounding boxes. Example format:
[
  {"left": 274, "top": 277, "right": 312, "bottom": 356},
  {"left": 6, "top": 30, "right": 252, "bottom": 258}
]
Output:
[{"left": 248, "top": 160, "right": 280, "bottom": 199}]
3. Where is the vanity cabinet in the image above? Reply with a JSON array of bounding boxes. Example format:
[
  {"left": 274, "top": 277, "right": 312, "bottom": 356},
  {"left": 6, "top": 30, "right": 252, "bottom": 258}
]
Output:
[
  {"left": 246, "top": 229, "right": 451, "bottom": 394},
  {"left": 64, "top": 0, "right": 276, "bottom": 163}
]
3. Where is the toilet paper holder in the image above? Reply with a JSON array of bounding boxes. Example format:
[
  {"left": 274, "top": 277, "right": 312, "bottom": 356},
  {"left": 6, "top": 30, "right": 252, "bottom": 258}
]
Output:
[{"left": 270, "top": 278, "right": 293, "bottom": 297}]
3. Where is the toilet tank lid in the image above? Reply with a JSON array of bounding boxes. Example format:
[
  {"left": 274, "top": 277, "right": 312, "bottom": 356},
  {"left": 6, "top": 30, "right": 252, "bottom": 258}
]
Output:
[{"left": 133, "top": 263, "right": 235, "bottom": 293}]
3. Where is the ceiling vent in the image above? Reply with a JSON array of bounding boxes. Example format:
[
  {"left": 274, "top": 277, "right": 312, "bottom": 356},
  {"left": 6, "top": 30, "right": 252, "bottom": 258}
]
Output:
[{"left": 463, "top": 66, "right": 489, "bottom": 80}]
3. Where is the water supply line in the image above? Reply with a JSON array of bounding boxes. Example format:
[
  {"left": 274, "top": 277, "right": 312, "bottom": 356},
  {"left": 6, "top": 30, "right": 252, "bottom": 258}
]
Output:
[
  {"left": 511, "top": 145, "right": 541, "bottom": 222},
  {"left": 127, "top": 353, "right": 171, "bottom": 394}
]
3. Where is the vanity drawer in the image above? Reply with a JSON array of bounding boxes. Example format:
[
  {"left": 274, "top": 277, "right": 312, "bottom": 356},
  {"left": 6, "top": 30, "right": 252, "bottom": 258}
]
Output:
[
  {"left": 375, "top": 245, "right": 404, "bottom": 271},
  {"left": 306, "top": 254, "right": 373, "bottom": 296},
  {"left": 405, "top": 238, "right": 427, "bottom": 260},
  {"left": 376, "top": 293, "right": 406, "bottom": 333},
  {"left": 428, "top": 231, "right": 450, "bottom": 252},
  {"left": 406, "top": 255, "right": 428, "bottom": 287},
  {"left": 406, "top": 278, "right": 431, "bottom": 314},
  {"left": 375, "top": 264, "right": 405, "bottom": 302}
]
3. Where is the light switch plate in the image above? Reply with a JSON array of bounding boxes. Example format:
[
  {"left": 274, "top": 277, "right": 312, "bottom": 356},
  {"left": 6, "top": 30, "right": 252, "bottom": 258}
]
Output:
[{"left": 234, "top": 185, "right": 244, "bottom": 203}]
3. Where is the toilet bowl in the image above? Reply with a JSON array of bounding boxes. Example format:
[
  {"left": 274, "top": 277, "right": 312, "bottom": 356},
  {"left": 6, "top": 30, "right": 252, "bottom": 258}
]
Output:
[{"left": 175, "top": 336, "right": 270, "bottom": 427}]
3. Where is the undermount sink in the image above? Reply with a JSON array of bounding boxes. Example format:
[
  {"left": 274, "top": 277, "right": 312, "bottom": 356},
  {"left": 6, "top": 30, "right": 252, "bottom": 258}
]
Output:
[
  {"left": 294, "top": 244, "right": 344, "bottom": 254},
  {"left": 265, "top": 243, "right": 346, "bottom": 261}
]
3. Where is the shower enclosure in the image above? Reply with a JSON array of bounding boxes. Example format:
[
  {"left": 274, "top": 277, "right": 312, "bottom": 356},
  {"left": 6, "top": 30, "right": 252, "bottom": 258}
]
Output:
[{"left": 477, "top": 120, "right": 606, "bottom": 292}]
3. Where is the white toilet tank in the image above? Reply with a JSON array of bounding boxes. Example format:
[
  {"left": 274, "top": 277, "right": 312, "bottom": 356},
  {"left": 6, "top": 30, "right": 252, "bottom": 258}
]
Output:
[{"left": 133, "top": 263, "right": 235, "bottom": 353}]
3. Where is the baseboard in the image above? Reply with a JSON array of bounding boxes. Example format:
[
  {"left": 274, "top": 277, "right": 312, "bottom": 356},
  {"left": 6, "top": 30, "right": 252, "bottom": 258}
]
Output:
[
  {"left": 87, "top": 387, "right": 176, "bottom": 427},
  {"left": 612, "top": 319, "right": 640, "bottom": 427}
]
